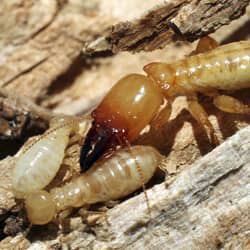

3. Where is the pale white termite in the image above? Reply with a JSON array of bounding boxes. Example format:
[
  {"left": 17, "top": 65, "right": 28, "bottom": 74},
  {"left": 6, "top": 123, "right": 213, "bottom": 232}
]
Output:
[
  {"left": 12, "top": 116, "right": 91, "bottom": 198},
  {"left": 24, "top": 145, "right": 163, "bottom": 225}
]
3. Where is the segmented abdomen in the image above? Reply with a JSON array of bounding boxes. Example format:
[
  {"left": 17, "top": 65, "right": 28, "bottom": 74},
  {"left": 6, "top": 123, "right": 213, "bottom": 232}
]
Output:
[
  {"left": 13, "top": 125, "right": 72, "bottom": 198},
  {"left": 50, "top": 145, "right": 162, "bottom": 211},
  {"left": 174, "top": 41, "right": 250, "bottom": 91}
]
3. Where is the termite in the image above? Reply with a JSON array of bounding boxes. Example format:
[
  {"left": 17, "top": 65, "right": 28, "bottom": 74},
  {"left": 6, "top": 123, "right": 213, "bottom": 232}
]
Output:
[
  {"left": 23, "top": 145, "right": 163, "bottom": 225},
  {"left": 80, "top": 37, "right": 250, "bottom": 171},
  {"left": 12, "top": 115, "right": 91, "bottom": 198}
]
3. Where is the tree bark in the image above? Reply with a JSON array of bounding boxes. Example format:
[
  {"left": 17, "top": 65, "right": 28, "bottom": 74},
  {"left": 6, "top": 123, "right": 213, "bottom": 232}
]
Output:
[
  {"left": 0, "top": 0, "right": 250, "bottom": 249},
  {"left": 0, "top": 125, "right": 249, "bottom": 249},
  {"left": 84, "top": 0, "right": 250, "bottom": 54}
]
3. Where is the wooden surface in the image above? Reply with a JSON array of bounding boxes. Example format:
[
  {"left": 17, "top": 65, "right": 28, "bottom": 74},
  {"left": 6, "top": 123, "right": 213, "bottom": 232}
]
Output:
[
  {"left": 0, "top": 125, "right": 249, "bottom": 249},
  {"left": 85, "top": 0, "right": 250, "bottom": 54},
  {"left": 0, "top": 0, "right": 250, "bottom": 249}
]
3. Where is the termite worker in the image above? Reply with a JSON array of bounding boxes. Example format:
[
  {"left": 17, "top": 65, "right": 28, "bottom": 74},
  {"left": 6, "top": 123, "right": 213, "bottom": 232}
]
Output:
[
  {"left": 24, "top": 145, "right": 163, "bottom": 225},
  {"left": 12, "top": 116, "right": 91, "bottom": 198},
  {"left": 80, "top": 37, "right": 250, "bottom": 171}
]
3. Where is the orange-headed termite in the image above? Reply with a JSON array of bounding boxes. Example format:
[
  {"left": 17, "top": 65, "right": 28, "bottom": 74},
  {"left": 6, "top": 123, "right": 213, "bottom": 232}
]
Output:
[{"left": 80, "top": 37, "right": 250, "bottom": 171}]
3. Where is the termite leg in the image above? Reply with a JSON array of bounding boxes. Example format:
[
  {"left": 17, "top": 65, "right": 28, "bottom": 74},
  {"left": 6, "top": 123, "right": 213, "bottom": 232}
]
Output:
[
  {"left": 79, "top": 209, "right": 108, "bottom": 225},
  {"left": 150, "top": 100, "right": 173, "bottom": 129},
  {"left": 194, "top": 36, "right": 219, "bottom": 54},
  {"left": 56, "top": 208, "right": 73, "bottom": 225},
  {"left": 157, "top": 156, "right": 170, "bottom": 174},
  {"left": 187, "top": 95, "right": 219, "bottom": 145},
  {"left": 213, "top": 95, "right": 250, "bottom": 114}
]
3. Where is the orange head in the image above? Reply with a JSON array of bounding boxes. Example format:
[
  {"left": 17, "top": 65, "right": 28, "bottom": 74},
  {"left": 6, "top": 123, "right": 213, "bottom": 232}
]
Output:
[{"left": 80, "top": 74, "right": 164, "bottom": 171}]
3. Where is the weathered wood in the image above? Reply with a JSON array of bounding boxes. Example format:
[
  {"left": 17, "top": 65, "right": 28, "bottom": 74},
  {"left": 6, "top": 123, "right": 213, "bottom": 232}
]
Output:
[
  {"left": 0, "top": 89, "right": 52, "bottom": 159},
  {"left": 93, "top": 126, "right": 250, "bottom": 249},
  {"left": 0, "top": 89, "right": 51, "bottom": 140},
  {"left": 1, "top": 125, "right": 249, "bottom": 249},
  {"left": 0, "top": 0, "right": 113, "bottom": 102},
  {"left": 0, "top": 0, "right": 249, "bottom": 111},
  {"left": 0, "top": 1, "right": 250, "bottom": 249},
  {"left": 84, "top": 0, "right": 250, "bottom": 54}
]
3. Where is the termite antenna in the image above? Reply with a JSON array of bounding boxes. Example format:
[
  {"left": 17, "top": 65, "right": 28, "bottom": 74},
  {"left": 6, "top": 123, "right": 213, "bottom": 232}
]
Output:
[{"left": 123, "top": 138, "right": 151, "bottom": 217}]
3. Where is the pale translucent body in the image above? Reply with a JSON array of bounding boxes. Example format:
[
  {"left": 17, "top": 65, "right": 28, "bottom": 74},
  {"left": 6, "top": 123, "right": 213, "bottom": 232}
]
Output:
[
  {"left": 141, "top": 40, "right": 250, "bottom": 145},
  {"left": 25, "top": 190, "right": 56, "bottom": 225},
  {"left": 51, "top": 145, "right": 162, "bottom": 211},
  {"left": 13, "top": 125, "right": 72, "bottom": 198},
  {"left": 145, "top": 41, "right": 250, "bottom": 94},
  {"left": 174, "top": 41, "right": 250, "bottom": 91},
  {"left": 12, "top": 115, "right": 84, "bottom": 198},
  {"left": 25, "top": 146, "right": 162, "bottom": 224}
]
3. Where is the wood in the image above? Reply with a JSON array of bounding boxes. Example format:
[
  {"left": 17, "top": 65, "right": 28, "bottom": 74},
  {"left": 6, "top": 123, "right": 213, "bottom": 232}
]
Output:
[
  {"left": 95, "top": 126, "right": 250, "bottom": 249},
  {"left": 0, "top": 0, "right": 113, "bottom": 102},
  {"left": 0, "top": 125, "right": 249, "bottom": 249},
  {"left": 0, "top": 89, "right": 51, "bottom": 159},
  {"left": 0, "top": 0, "right": 248, "bottom": 109},
  {"left": 84, "top": 0, "right": 250, "bottom": 54},
  {"left": 0, "top": 0, "right": 250, "bottom": 249},
  {"left": 0, "top": 89, "right": 51, "bottom": 140}
]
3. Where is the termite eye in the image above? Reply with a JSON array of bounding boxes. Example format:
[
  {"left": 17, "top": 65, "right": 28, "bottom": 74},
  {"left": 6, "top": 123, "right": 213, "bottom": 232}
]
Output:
[{"left": 25, "top": 190, "right": 56, "bottom": 225}]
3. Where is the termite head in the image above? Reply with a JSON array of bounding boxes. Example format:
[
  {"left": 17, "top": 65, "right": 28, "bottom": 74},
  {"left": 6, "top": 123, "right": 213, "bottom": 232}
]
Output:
[
  {"left": 80, "top": 74, "right": 164, "bottom": 172},
  {"left": 143, "top": 63, "right": 176, "bottom": 97},
  {"left": 25, "top": 191, "right": 56, "bottom": 225}
]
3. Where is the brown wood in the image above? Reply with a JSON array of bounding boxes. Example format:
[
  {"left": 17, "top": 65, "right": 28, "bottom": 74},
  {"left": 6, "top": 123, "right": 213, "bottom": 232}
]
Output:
[
  {"left": 0, "top": 89, "right": 51, "bottom": 159},
  {"left": 0, "top": 125, "right": 249, "bottom": 249},
  {"left": 84, "top": 0, "right": 250, "bottom": 54},
  {"left": 0, "top": 1, "right": 250, "bottom": 249}
]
